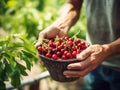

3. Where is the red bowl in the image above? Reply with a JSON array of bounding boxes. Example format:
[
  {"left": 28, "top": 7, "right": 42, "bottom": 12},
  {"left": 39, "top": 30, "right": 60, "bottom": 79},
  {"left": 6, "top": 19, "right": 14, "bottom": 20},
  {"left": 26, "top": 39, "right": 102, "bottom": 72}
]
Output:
[{"left": 39, "top": 54, "right": 80, "bottom": 82}]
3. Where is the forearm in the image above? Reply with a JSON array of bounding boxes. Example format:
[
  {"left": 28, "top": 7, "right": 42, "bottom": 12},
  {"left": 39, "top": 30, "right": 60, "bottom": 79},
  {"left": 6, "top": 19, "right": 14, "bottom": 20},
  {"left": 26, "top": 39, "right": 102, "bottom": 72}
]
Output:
[
  {"left": 52, "top": 0, "right": 83, "bottom": 33},
  {"left": 103, "top": 38, "right": 120, "bottom": 58},
  {"left": 108, "top": 38, "right": 120, "bottom": 55}
]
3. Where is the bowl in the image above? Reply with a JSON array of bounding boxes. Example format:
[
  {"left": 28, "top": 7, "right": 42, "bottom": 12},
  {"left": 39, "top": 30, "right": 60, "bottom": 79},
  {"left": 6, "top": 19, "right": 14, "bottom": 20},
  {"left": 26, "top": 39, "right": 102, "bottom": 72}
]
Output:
[{"left": 39, "top": 54, "right": 80, "bottom": 82}]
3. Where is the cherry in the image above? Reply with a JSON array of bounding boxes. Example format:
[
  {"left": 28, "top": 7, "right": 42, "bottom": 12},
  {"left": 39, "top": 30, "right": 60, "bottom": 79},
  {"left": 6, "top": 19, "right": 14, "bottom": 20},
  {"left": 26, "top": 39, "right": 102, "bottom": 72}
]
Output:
[
  {"left": 68, "top": 37, "right": 74, "bottom": 41},
  {"left": 72, "top": 46, "right": 77, "bottom": 51},
  {"left": 62, "top": 55, "right": 67, "bottom": 59},
  {"left": 56, "top": 51, "right": 62, "bottom": 57},
  {"left": 37, "top": 46, "right": 42, "bottom": 53},
  {"left": 66, "top": 52, "right": 72, "bottom": 59},
  {"left": 52, "top": 54, "right": 58, "bottom": 60},
  {"left": 57, "top": 45, "right": 63, "bottom": 51},
  {"left": 72, "top": 51, "right": 77, "bottom": 58},
  {"left": 45, "top": 53, "right": 51, "bottom": 58},
  {"left": 60, "top": 49, "right": 64, "bottom": 53},
  {"left": 75, "top": 39, "right": 81, "bottom": 44},
  {"left": 37, "top": 36, "right": 90, "bottom": 61},
  {"left": 58, "top": 38, "right": 63, "bottom": 44},
  {"left": 63, "top": 51, "right": 69, "bottom": 55},
  {"left": 68, "top": 40, "right": 73, "bottom": 47},
  {"left": 77, "top": 49, "right": 82, "bottom": 54}
]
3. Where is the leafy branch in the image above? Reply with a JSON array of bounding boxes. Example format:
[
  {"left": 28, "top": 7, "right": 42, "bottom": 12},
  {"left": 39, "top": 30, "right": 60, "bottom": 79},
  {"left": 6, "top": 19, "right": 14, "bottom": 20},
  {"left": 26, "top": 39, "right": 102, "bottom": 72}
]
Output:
[{"left": 0, "top": 34, "right": 38, "bottom": 89}]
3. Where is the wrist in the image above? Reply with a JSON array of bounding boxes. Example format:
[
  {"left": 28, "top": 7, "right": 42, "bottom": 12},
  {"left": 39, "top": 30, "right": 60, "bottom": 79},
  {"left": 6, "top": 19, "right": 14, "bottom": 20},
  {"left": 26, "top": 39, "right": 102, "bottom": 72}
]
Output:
[
  {"left": 102, "top": 44, "right": 113, "bottom": 58},
  {"left": 102, "top": 39, "right": 120, "bottom": 58},
  {"left": 52, "top": 18, "right": 70, "bottom": 33},
  {"left": 52, "top": 6, "right": 80, "bottom": 32}
]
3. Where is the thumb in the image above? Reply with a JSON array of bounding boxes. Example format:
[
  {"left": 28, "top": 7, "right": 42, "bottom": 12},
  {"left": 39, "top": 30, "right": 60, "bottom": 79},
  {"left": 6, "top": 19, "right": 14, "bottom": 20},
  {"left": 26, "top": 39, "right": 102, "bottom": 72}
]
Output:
[
  {"left": 35, "top": 33, "right": 45, "bottom": 47},
  {"left": 35, "top": 38, "right": 43, "bottom": 47},
  {"left": 76, "top": 47, "right": 93, "bottom": 61}
]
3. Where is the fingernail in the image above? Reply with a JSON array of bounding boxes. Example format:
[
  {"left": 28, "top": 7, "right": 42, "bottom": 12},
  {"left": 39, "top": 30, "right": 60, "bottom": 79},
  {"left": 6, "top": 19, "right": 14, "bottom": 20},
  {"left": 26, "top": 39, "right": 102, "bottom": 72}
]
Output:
[
  {"left": 63, "top": 73, "right": 70, "bottom": 78},
  {"left": 63, "top": 71, "right": 67, "bottom": 75},
  {"left": 67, "top": 65, "right": 72, "bottom": 69},
  {"left": 65, "top": 76, "right": 70, "bottom": 78}
]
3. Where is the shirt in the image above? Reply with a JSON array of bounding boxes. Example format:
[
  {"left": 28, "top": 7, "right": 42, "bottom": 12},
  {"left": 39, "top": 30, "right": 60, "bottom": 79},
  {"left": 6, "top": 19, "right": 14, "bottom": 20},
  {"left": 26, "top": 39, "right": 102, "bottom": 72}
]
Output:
[{"left": 84, "top": 0, "right": 120, "bottom": 71}]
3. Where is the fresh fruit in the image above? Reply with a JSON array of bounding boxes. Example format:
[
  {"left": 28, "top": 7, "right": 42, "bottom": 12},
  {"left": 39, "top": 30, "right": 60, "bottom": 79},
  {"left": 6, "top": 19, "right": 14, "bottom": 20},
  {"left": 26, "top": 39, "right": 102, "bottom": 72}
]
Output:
[{"left": 37, "top": 36, "right": 90, "bottom": 60}]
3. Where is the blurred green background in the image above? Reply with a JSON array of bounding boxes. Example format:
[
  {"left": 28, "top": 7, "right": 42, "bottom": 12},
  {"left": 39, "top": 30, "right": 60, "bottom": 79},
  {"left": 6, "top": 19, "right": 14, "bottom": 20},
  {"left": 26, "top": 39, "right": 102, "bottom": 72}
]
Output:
[{"left": 0, "top": 0, "right": 87, "bottom": 89}]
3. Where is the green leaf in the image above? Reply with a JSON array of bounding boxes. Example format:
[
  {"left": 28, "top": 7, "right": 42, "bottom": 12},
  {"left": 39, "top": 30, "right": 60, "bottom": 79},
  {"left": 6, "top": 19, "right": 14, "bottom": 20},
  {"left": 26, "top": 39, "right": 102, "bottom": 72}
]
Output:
[
  {"left": 25, "top": 59, "right": 32, "bottom": 70},
  {"left": 17, "top": 63, "right": 28, "bottom": 76},
  {"left": 6, "top": 51, "right": 16, "bottom": 57},
  {"left": 11, "top": 70, "right": 21, "bottom": 87},
  {"left": 17, "top": 63, "right": 26, "bottom": 70},
  {"left": 9, "top": 56, "right": 17, "bottom": 69},
  {"left": 22, "top": 50, "right": 35, "bottom": 58},
  {"left": 18, "top": 51, "right": 32, "bottom": 70},
  {"left": 8, "top": 42, "right": 24, "bottom": 48},
  {"left": 20, "top": 35, "right": 37, "bottom": 54},
  {"left": 20, "top": 70, "right": 28, "bottom": 76}
]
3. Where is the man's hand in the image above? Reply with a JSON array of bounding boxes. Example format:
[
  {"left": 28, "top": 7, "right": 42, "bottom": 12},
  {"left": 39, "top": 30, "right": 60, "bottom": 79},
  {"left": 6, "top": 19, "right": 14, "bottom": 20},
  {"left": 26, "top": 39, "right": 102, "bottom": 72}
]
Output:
[
  {"left": 63, "top": 44, "right": 111, "bottom": 78},
  {"left": 35, "top": 25, "right": 68, "bottom": 47}
]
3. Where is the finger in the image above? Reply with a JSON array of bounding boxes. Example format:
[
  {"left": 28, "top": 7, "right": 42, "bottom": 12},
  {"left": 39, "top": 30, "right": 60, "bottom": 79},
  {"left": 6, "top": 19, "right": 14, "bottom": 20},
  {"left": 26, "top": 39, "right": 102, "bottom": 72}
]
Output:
[
  {"left": 35, "top": 35, "right": 44, "bottom": 45},
  {"left": 63, "top": 65, "right": 94, "bottom": 78},
  {"left": 67, "top": 56, "right": 95, "bottom": 70},
  {"left": 77, "top": 46, "right": 94, "bottom": 60},
  {"left": 64, "top": 61, "right": 97, "bottom": 78},
  {"left": 35, "top": 39, "right": 43, "bottom": 47},
  {"left": 35, "top": 33, "right": 46, "bottom": 47}
]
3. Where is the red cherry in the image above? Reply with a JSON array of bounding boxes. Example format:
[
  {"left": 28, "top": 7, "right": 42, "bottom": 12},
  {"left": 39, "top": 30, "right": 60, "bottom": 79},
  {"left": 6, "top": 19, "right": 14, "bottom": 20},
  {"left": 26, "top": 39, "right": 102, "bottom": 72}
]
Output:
[
  {"left": 57, "top": 58, "right": 62, "bottom": 60},
  {"left": 72, "top": 46, "right": 77, "bottom": 51},
  {"left": 49, "top": 38, "right": 54, "bottom": 42},
  {"left": 37, "top": 46, "right": 42, "bottom": 53},
  {"left": 76, "top": 39, "right": 81, "bottom": 44},
  {"left": 56, "top": 51, "right": 62, "bottom": 57},
  {"left": 45, "top": 53, "right": 51, "bottom": 58},
  {"left": 64, "top": 51, "right": 68, "bottom": 55},
  {"left": 68, "top": 41, "right": 73, "bottom": 47},
  {"left": 60, "top": 49, "right": 64, "bottom": 53},
  {"left": 68, "top": 37, "right": 74, "bottom": 41},
  {"left": 62, "top": 55, "right": 67, "bottom": 59},
  {"left": 77, "top": 43, "right": 82, "bottom": 47},
  {"left": 81, "top": 41, "right": 85, "bottom": 46},
  {"left": 58, "top": 38, "right": 63, "bottom": 44},
  {"left": 77, "top": 49, "right": 81, "bottom": 54},
  {"left": 52, "top": 54, "right": 58, "bottom": 60},
  {"left": 66, "top": 52, "right": 72, "bottom": 59},
  {"left": 72, "top": 51, "right": 77, "bottom": 58},
  {"left": 44, "top": 47, "right": 48, "bottom": 52},
  {"left": 51, "top": 48, "right": 57, "bottom": 54},
  {"left": 57, "top": 45, "right": 63, "bottom": 51},
  {"left": 81, "top": 45, "right": 87, "bottom": 50},
  {"left": 49, "top": 42, "right": 56, "bottom": 48}
]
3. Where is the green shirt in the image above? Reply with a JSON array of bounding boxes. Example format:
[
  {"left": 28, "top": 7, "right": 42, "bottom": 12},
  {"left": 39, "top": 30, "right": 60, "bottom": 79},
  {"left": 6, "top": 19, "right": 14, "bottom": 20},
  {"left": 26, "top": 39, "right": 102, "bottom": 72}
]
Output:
[{"left": 84, "top": 0, "right": 120, "bottom": 71}]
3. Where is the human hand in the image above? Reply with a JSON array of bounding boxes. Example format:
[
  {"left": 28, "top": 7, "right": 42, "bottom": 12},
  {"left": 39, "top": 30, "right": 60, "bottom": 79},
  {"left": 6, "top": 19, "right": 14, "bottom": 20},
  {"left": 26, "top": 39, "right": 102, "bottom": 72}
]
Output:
[
  {"left": 63, "top": 44, "right": 110, "bottom": 78},
  {"left": 35, "top": 25, "right": 68, "bottom": 47}
]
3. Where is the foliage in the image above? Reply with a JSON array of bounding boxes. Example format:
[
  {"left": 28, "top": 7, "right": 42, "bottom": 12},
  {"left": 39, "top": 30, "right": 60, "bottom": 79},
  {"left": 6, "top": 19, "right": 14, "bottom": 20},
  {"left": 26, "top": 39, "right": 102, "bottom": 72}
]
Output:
[
  {"left": 0, "top": 34, "right": 37, "bottom": 89},
  {"left": 0, "top": 0, "right": 87, "bottom": 89}
]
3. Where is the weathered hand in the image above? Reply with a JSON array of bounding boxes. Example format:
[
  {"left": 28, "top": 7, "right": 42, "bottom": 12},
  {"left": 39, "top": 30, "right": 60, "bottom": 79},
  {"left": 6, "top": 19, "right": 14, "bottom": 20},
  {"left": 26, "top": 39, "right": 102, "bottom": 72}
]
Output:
[
  {"left": 35, "top": 25, "right": 67, "bottom": 47},
  {"left": 63, "top": 44, "right": 110, "bottom": 78}
]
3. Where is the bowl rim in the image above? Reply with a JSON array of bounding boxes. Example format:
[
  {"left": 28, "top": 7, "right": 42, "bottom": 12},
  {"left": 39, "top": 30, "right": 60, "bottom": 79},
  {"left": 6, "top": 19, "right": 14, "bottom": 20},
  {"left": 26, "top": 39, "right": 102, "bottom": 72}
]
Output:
[{"left": 39, "top": 54, "right": 79, "bottom": 62}]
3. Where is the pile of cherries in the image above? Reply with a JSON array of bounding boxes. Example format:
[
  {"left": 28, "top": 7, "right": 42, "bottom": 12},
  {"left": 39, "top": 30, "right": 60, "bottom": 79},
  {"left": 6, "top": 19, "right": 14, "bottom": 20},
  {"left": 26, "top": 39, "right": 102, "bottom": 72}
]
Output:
[{"left": 37, "top": 36, "right": 90, "bottom": 60}]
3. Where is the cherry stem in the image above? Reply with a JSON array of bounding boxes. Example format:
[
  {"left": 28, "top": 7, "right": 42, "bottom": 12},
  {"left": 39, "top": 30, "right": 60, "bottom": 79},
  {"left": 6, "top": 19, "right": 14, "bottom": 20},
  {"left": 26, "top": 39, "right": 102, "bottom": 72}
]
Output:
[{"left": 72, "top": 29, "right": 81, "bottom": 38}]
